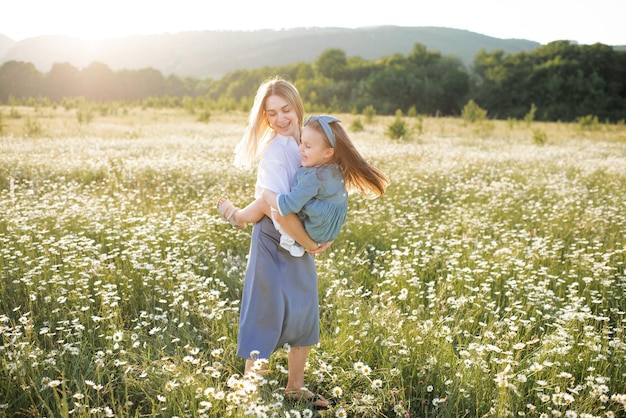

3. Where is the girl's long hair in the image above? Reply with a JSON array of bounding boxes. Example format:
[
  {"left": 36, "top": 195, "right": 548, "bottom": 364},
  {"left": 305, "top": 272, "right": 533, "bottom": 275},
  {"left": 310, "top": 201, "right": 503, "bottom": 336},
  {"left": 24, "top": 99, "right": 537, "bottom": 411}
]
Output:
[
  {"left": 307, "top": 118, "right": 389, "bottom": 198},
  {"left": 234, "top": 76, "right": 304, "bottom": 168}
]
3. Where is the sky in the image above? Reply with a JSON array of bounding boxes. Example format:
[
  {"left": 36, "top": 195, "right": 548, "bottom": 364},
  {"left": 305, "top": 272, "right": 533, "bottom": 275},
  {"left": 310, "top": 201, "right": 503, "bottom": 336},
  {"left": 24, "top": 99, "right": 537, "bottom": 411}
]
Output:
[{"left": 2, "top": 0, "right": 625, "bottom": 46}]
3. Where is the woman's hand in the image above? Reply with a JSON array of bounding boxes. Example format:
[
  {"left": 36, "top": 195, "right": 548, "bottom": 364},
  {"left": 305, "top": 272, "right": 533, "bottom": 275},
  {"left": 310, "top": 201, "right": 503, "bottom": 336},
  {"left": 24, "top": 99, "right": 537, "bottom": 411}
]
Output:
[{"left": 307, "top": 241, "right": 333, "bottom": 254}]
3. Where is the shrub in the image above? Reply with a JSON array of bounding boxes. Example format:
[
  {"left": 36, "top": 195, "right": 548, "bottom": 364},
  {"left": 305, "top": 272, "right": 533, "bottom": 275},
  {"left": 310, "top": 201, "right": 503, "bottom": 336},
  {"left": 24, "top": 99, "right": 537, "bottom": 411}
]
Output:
[
  {"left": 363, "top": 105, "right": 376, "bottom": 123},
  {"left": 577, "top": 114, "right": 599, "bottom": 131},
  {"left": 524, "top": 103, "right": 537, "bottom": 127},
  {"left": 385, "top": 109, "right": 409, "bottom": 140},
  {"left": 350, "top": 117, "right": 364, "bottom": 132},
  {"left": 415, "top": 114, "right": 424, "bottom": 135},
  {"left": 461, "top": 99, "right": 487, "bottom": 123},
  {"left": 9, "top": 107, "right": 21, "bottom": 119},
  {"left": 532, "top": 128, "right": 547, "bottom": 145},
  {"left": 77, "top": 106, "right": 94, "bottom": 124},
  {"left": 24, "top": 117, "right": 43, "bottom": 137},
  {"left": 197, "top": 110, "right": 211, "bottom": 123}
]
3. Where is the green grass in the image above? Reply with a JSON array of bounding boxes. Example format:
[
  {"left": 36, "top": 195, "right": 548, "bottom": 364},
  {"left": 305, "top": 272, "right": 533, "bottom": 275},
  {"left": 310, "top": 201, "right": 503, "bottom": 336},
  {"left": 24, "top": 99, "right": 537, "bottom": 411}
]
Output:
[{"left": 1, "top": 106, "right": 625, "bottom": 417}]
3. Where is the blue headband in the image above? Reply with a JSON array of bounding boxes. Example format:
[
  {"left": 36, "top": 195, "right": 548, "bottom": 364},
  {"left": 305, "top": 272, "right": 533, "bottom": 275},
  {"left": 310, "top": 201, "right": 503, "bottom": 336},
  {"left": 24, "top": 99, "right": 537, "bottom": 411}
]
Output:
[{"left": 305, "top": 115, "right": 341, "bottom": 148}]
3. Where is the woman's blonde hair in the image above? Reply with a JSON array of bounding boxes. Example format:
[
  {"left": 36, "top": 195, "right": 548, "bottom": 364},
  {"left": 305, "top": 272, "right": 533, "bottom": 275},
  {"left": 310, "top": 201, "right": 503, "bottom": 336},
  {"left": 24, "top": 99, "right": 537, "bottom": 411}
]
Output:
[
  {"left": 234, "top": 76, "right": 304, "bottom": 168},
  {"left": 305, "top": 117, "right": 389, "bottom": 198}
]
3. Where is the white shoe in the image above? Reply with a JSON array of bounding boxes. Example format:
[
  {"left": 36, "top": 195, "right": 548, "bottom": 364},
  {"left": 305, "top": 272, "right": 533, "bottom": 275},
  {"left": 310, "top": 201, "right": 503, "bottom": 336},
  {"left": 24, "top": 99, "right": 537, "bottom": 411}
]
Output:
[{"left": 280, "top": 235, "right": 305, "bottom": 257}]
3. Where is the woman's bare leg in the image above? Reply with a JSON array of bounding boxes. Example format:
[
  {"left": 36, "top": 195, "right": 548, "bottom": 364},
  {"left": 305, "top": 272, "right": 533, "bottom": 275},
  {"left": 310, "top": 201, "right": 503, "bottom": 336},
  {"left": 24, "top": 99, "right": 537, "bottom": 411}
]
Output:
[{"left": 285, "top": 346, "right": 329, "bottom": 408}]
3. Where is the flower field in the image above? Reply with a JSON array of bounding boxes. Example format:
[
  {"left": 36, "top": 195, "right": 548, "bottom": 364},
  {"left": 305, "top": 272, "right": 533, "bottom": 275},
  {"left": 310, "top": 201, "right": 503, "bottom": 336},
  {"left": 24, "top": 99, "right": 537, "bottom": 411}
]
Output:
[{"left": 1, "top": 107, "right": 625, "bottom": 417}]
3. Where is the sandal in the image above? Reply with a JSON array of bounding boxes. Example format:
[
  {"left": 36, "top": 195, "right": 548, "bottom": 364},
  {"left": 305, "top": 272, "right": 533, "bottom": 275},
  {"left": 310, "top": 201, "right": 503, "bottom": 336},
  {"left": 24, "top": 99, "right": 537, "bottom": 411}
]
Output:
[
  {"left": 284, "top": 389, "right": 332, "bottom": 410},
  {"left": 217, "top": 197, "right": 244, "bottom": 229}
]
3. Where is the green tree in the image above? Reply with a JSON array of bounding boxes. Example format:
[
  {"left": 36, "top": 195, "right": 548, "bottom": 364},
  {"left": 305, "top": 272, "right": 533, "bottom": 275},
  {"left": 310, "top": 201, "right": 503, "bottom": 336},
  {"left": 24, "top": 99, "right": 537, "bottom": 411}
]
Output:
[
  {"left": 80, "top": 61, "right": 118, "bottom": 101},
  {"left": 0, "top": 61, "right": 44, "bottom": 102},
  {"left": 315, "top": 48, "right": 348, "bottom": 80},
  {"left": 46, "top": 62, "right": 81, "bottom": 101}
]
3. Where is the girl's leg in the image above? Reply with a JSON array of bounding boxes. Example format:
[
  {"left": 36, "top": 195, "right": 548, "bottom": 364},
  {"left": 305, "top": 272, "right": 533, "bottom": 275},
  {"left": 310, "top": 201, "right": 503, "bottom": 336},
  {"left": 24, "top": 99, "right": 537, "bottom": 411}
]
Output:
[
  {"left": 233, "top": 198, "right": 269, "bottom": 224},
  {"left": 218, "top": 197, "right": 269, "bottom": 227}
]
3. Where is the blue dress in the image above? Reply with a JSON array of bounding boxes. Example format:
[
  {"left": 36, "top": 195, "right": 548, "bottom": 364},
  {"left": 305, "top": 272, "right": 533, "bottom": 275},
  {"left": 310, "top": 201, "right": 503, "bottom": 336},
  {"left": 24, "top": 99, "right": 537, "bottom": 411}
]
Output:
[
  {"left": 277, "top": 164, "right": 348, "bottom": 244},
  {"left": 236, "top": 217, "right": 320, "bottom": 360}
]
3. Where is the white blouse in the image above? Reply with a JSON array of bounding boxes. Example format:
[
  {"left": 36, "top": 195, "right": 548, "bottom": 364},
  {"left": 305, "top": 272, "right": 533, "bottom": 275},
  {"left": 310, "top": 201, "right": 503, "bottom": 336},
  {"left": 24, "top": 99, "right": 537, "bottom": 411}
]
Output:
[{"left": 255, "top": 134, "right": 301, "bottom": 198}]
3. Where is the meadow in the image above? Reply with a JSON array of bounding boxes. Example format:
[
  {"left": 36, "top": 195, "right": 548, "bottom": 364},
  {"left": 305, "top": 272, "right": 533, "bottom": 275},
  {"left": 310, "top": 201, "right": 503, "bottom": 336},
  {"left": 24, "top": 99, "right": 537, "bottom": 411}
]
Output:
[{"left": 0, "top": 106, "right": 625, "bottom": 418}]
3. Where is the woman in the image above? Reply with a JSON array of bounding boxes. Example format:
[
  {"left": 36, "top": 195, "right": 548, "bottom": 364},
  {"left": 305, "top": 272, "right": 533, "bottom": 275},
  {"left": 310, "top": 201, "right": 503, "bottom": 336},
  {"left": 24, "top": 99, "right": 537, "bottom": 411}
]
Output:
[{"left": 220, "top": 76, "right": 331, "bottom": 409}]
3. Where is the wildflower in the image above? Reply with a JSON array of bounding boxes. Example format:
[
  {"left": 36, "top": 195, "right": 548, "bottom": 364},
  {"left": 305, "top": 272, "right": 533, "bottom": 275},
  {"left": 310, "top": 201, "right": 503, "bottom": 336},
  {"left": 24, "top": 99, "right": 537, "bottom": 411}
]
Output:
[
  {"left": 165, "top": 380, "right": 179, "bottom": 391},
  {"left": 251, "top": 358, "right": 268, "bottom": 373},
  {"left": 353, "top": 361, "right": 365, "bottom": 373},
  {"left": 112, "top": 330, "right": 123, "bottom": 342},
  {"left": 48, "top": 380, "right": 62, "bottom": 388},
  {"left": 302, "top": 409, "right": 313, "bottom": 418},
  {"left": 611, "top": 393, "right": 626, "bottom": 406},
  {"left": 432, "top": 397, "right": 448, "bottom": 406},
  {"left": 552, "top": 392, "right": 574, "bottom": 406},
  {"left": 335, "top": 408, "right": 347, "bottom": 417},
  {"left": 104, "top": 406, "right": 114, "bottom": 417},
  {"left": 371, "top": 379, "right": 383, "bottom": 389},
  {"left": 564, "top": 411, "right": 577, "bottom": 418},
  {"left": 331, "top": 386, "right": 343, "bottom": 398},
  {"left": 157, "top": 395, "right": 166, "bottom": 402}
]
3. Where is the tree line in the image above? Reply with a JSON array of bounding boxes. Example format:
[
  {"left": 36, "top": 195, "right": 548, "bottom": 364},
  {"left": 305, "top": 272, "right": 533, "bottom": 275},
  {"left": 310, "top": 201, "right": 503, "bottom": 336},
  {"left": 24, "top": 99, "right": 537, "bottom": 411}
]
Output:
[{"left": 1, "top": 41, "right": 625, "bottom": 122}]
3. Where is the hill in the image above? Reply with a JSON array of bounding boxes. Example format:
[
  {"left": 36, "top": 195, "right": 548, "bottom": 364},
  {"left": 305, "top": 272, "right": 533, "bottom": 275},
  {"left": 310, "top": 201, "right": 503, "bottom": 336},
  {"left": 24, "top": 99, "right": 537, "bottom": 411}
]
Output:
[{"left": 1, "top": 26, "right": 541, "bottom": 79}]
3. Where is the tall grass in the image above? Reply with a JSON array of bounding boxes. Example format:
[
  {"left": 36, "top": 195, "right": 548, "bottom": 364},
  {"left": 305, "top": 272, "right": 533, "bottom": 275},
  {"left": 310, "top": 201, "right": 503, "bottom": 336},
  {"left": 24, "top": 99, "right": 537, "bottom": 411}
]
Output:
[{"left": 1, "top": 106, "right": 625, "bottom": 417}]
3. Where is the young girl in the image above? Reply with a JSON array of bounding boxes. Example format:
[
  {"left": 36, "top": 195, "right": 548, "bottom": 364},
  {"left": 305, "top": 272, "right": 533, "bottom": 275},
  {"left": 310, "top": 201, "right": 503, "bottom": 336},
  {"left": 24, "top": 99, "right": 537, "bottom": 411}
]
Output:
[{"left": 218, "top": 115, "right": 389, "bottom": 256}]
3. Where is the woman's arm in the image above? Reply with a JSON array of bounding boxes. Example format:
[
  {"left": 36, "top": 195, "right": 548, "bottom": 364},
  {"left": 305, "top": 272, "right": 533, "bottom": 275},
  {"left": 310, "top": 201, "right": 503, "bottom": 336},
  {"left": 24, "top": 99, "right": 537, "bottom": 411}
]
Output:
[
  {"left": 263, "top": 188, "right": 332, "bottom": 253},
  {"left": 273, "top": 211, "right": 319, "bottom": 251},
  {"left": 263, "top": 188, "right": 318, "bottom": 250}
]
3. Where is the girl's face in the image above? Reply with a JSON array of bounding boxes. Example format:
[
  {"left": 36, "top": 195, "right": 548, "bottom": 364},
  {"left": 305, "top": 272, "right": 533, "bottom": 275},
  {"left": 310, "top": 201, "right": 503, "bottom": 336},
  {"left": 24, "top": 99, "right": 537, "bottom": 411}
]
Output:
[
  {"left": 265, "top": 95, "right": 299, "bottom": 139},
  {"left": 299, "top": 125, "right": 334, "bottom": 167}
]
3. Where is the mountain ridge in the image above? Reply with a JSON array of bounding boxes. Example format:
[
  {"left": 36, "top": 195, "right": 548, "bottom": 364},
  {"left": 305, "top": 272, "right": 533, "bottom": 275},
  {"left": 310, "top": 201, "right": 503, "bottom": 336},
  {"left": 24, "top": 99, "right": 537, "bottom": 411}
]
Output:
[{"left": 2, "top": 26, "right": 544, "bottom": 79}]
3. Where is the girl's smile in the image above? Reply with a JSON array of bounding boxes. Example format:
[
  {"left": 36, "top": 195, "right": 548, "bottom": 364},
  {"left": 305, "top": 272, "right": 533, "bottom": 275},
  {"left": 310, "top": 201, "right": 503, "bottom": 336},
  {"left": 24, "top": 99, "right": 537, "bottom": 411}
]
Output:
[{"left": 299, "top": 126, "right": 334, "bottom": 167}]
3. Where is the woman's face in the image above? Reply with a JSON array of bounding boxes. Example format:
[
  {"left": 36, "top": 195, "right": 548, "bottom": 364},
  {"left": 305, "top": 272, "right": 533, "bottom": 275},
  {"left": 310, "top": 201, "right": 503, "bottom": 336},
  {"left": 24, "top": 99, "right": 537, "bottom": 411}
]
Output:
[
  {"left": 265, "top": 95, "right": 299, "bottom": 138},
  {"left": 299, "top": 125, "right": 334, "bottom": 167}
]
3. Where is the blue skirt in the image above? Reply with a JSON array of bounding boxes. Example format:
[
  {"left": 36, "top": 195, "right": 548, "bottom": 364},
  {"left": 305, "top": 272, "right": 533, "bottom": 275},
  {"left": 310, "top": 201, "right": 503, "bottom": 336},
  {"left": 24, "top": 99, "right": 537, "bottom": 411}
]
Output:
[{"left": 237, "top": 216, "right": 320, "bottom": 360}]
